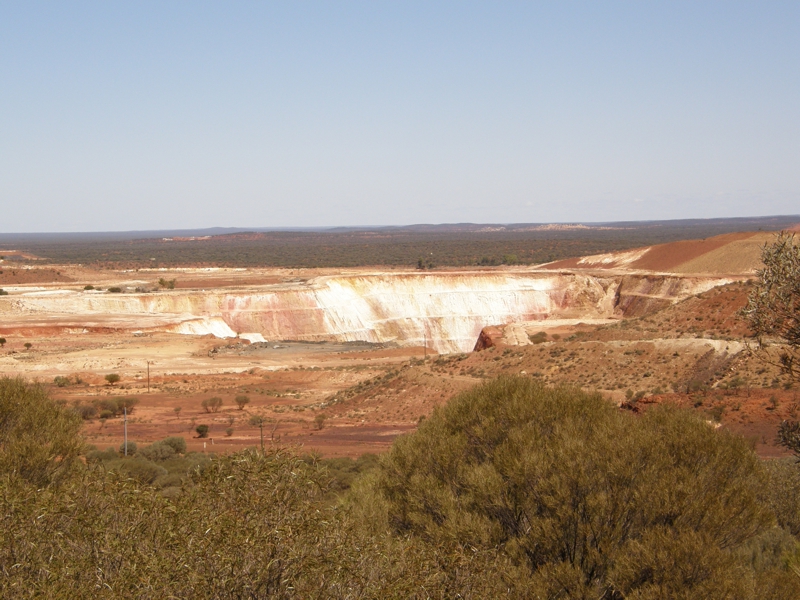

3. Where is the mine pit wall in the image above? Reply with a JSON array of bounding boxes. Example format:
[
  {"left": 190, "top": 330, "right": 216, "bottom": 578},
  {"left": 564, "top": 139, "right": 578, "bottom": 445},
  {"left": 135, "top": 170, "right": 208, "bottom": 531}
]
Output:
[
  {"left": 0, "top": 272, "right": 734, "bottom": 353},
  {"left": 614, "top": 275, "right": 709, "bottom": 317}
]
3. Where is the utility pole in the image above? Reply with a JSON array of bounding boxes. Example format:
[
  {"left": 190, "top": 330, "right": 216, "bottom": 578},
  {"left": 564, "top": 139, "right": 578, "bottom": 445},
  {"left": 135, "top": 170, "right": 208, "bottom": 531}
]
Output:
[{"left": 123, "top": 406, "right": 128, "bottom": 456}]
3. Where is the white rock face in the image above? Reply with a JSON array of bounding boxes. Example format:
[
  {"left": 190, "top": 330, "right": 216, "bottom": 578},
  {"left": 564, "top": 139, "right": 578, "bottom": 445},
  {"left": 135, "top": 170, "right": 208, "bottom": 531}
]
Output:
[{"left": 0, "top": 271, "right": 735, "bottom": 353}]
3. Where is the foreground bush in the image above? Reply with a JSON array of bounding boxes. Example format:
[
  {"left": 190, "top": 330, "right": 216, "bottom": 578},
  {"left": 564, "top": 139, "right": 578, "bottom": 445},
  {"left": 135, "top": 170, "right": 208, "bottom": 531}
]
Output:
[
  {"left": 2, "top": 375, "right": 800, "bottom": 598},
  {"left": 372, "top": 376, "right": 798, "bottom": 597},
  {"left": 2, "top": 448, "right": 352, "bottom": 598},
  {"left": 0, "top": 377, "right": 83, "bottom": 486},
  {"left": 2, "top": 449, "right": 518, "bottom": 598}
]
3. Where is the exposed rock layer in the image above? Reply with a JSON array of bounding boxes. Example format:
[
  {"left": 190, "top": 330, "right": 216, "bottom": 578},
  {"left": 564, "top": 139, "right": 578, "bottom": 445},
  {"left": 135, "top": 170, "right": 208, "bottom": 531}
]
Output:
[{"left": 0, "top": 272, "right": 734, "bottom": 353}]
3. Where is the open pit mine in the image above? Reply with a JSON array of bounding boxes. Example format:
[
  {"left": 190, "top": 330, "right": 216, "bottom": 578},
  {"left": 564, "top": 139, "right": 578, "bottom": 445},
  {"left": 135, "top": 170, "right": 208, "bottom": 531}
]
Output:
[
  {"left": 3, "top": 231, "right": 791, "bottom": 459},
  {"left": 0, "top": 270, "right": 734, "bottom": 354}
]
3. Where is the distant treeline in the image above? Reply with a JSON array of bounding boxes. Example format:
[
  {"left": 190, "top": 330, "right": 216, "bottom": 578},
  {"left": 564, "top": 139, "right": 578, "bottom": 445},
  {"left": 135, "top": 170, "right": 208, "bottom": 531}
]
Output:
[{"left": 4, "top": 215, "right": 798, "bottom": 268}]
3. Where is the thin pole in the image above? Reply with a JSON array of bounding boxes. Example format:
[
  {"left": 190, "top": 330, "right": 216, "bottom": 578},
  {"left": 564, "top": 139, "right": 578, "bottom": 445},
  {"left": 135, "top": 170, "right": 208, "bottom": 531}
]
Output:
[
  {"left": 424, "top": 331, "right": 427, "bottom": 359},
  {"left": 123, "top": 406, "right": 128, "bottom": 456},
  {"left": 146, "top": 361, "right": 150, "bottom": 393}
]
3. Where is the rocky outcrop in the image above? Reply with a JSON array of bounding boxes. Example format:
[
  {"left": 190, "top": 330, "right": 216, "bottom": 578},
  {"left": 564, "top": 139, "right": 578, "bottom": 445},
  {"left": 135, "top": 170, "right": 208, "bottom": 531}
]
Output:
[{"left": 473, "top": 326, "right": 503, "bottom": 351}]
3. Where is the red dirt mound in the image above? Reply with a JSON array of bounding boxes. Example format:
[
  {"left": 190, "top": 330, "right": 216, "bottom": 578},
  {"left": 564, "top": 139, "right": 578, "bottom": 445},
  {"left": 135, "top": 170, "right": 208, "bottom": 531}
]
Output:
[{"left": 544, "top": 232, "right": 758, "bottom": 273}]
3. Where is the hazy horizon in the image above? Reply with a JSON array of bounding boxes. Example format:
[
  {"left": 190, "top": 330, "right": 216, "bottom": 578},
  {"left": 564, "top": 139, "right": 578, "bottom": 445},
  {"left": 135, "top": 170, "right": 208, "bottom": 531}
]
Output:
[
  {"left": 1, "top": 214, "right": 798, "bottom": 240},
  {"left": 2, "top": 2, "right": 798, "bottom": 233}
]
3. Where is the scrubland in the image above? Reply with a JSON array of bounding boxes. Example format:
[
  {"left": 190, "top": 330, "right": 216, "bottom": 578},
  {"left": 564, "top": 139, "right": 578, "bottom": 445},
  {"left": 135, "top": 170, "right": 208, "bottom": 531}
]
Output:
[{"left": 3, "top": 375, "right": 800, "bottom": 598}]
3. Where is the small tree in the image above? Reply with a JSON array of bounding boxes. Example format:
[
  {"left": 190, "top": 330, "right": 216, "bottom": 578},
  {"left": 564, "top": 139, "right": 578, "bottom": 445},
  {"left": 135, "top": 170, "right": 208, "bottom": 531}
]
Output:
[
  {"left": 158, "top": 278, "right": 176, "bottom": 289},
  {"left": 743, "top": 233, "right": 800, "bottom": 379},
  {"left": 314, "top": 413, "right": 327, "bottom": 431},
  {"left": 23, "top": 342, "right": 32, "bottom": 350},
  {"left": 235, "top": 395, "right": 250, "bottom": 410},
  {"left": 201, "top": 397, "right": 223, "bottom": 413},
  {"left": 116, "top": 397, "right": 140, "bottom": 415},
  {"left": 249, "top": 415, "right": 266, "bottom": 452},
  {"left": 105, "top": 373, "right": 120, "bottom": 386},
  {"left": 777, "top": 419, "right": 800, "bottom": 457},
  {"left": 173, "top": 406, "right": 182, "bottom": 417},
  {"left": 744, "top": 234, "right": 800, "bottom": 456},
  {"left": 195, "top": 424, "right": 209, "bottom": 438},
  {"left": 0, "top": 338, "right": 6, "bottom": 348}
]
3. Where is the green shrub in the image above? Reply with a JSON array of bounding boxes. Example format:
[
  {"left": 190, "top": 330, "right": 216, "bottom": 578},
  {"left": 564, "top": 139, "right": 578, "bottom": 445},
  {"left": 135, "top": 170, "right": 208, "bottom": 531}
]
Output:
[
  {"left": 161, "top": 453, "right": 210, "bottom": 476},
  {"left": 0, "top": 377, "right": 84, "bottom": 487},
  {"left": 53, "top": 375, "right": 70, "bottom": 387},
  {"left": 119, "top": 441, "right": 137, "bottom": 456},
  {"left": 195, "top": 424, "right": 209, "bottom": 438},
  {"left": 0, "top": 450, "right": 379, "bottom": 597},
  {"left": 162, "top": 436, "right": 187, "bottom": 454},
  {"left": 373, "top": 376, "right": 779, "bottom": 597},
  {"left": 201, "top": 396, "right": 222, "bottom": 413},
  {"left": 97, "top": 398, "right": 120, "bottom": 415},
  {"left": 138, "top": 442, "right": 177, "bottom": 462},
  {"left": 72, "top": 403, "right": 97, "bottom": 420},
  {"left": 115, "top": 396, "right": 139, "bottom": 414},
  {"left": 313, "top": 413, "right": 327, "bottom": 430},
  {"left": 111, "top": 457, "right": 167, "bottom": 485},
  {"left": 85, "top": 447, "right": 119, "bottom": 464},
  {"left": 320, "top": 453, "right": 380, "bottom": 495},
  {"left": 528, "top": 331, "right": 548, "bottom": 344},
  {"left": 154, "top": 471, "right": 184, "bottom": 490},
  {"left": 764, "top": 458, "right": 800, "bottom": 536}
]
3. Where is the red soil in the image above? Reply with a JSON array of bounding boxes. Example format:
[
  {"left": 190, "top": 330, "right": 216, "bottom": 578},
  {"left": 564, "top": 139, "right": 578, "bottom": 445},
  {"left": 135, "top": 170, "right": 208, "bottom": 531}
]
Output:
[
  {"left": 0, "top": 267, "right": 74, "bottom": 285},
  {"left": 545, "top": 232, "right": 757, "bottom": 272}
]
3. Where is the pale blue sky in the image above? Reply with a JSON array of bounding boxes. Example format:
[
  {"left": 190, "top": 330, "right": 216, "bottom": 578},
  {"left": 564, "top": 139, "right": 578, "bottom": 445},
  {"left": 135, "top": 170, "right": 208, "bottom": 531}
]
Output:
[{"left": 1, "top": 2, "right": 798, "bottom": 232}]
